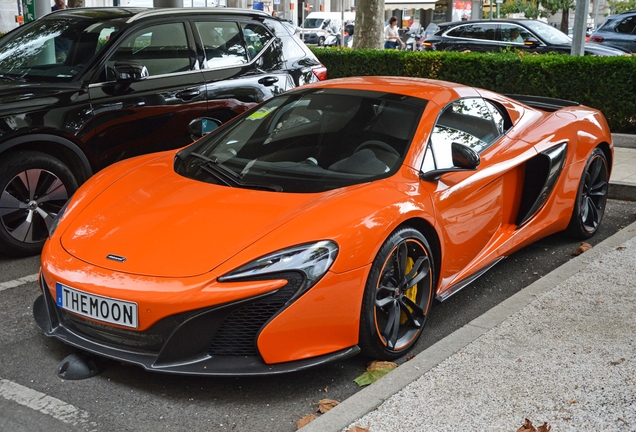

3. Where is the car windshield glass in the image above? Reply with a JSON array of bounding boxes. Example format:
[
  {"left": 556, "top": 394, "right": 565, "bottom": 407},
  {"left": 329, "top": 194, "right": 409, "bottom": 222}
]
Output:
[
  {"left": 176, "top": 89, "right": 427, "bottom": 193},
  {"left": 522, "top": 21, "right": 571, "bottom": 44},
  {"left": 303, "top": 18, "right": 325, "bottom": 28},
  {"left": 0, "top": 16, "right": 122, "bottom": 82}
]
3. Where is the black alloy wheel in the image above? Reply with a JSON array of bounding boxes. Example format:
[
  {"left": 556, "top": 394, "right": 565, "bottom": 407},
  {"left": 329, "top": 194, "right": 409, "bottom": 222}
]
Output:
[
  {"left": 566, "top": 148, "right": 609, "bottom": 239},
  {"left": 0, "top": 151, "right": 77, "bottom": 257},
  {"left": 359, "top": 227, "right": 435, "bottom": 360}
]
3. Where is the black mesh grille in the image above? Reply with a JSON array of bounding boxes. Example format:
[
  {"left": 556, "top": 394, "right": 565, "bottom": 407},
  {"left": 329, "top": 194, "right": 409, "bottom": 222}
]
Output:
[{"left": 209, "top": 272, "right": 304, "bottom": 356}]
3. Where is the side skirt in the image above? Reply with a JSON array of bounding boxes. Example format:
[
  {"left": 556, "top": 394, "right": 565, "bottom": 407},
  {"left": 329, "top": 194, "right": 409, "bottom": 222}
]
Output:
[{"left": 435, "top": 257, "right": 506, "bottom": 302}]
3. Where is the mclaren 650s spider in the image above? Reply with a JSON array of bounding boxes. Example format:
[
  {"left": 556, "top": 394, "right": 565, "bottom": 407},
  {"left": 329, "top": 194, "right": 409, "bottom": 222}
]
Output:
[{"left": 34, "top": 77, "right": 612, "bottom": 376}]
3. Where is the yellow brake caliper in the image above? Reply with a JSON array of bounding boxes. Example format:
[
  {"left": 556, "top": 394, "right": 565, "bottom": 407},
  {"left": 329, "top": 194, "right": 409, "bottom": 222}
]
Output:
[{"left": 400, "top": 257, "right": 417, "bottom": 324}]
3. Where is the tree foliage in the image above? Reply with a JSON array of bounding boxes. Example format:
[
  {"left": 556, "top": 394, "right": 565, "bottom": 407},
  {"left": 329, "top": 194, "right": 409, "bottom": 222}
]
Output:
[{"left": 608, "top": 0, "right": 636, "bottom": 14}]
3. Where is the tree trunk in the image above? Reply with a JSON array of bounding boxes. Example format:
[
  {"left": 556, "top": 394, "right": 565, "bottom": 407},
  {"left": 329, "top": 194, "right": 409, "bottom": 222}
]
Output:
[
  {"left": 560, "top": 8, "right": 569, "bottom": 33},
  {"left": 352, "top": 0, "right": 384, "bottom": 50}
]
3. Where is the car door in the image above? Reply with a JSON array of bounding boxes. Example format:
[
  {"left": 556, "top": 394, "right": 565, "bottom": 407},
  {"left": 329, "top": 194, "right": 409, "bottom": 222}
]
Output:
[
  {"left": 192, "top": 19, "right": 293, "bottom": 123},
  {"left": 87, "top": 20, "right": 207, "bottom": 169},
  {"left": 608, "top": 15, "right": 636, "bottom": 52},
  {"left": 420, "top": 97, "right": 533, "bottom": 296},
  {"left": 443, "top": 23, "right": 500, "bottom": 52},
  {"left": 499, "top": 23, "right": 538, "bottom": 52}
]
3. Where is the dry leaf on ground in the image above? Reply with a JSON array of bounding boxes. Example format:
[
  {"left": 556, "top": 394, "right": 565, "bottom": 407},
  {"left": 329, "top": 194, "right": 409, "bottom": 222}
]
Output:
[
  {"left": 296, "top": 414, "right": 317, "bottom": 429},
  {"left": 317, "top": 398, "right": 339, "bottom": 413},
  {"left": 345, "top": 424, "right": 370, "bottom": 432},
  {"left": 353, "top": 361, "right": 398, "bottom": 387},
  {"left": 516, "top": 418, "right": 551, "bottom": 432},
  {"left": 572, "top": 242, "right": 592, "bottom": 256}
]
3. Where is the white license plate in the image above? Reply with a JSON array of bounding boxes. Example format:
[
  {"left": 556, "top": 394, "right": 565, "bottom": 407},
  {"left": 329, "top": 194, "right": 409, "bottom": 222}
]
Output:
[{"left": 56, "top": 283, "right": 138, "bottom": 329}]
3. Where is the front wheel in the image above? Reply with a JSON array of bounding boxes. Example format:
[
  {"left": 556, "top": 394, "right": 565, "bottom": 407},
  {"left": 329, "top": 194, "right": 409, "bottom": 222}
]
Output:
[
  {"left": 359, "top": 227, "right": 435, "bottom": 360},
  {"left": 0, "top": 151, "right": 78, "bottom": 257},
  {"left": 566, "top": 148, "right": 609, "bottom": 239}
]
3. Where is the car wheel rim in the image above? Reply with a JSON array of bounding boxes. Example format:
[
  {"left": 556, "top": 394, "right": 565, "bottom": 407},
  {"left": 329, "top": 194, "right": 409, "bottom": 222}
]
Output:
[
  {"left": 374, "top": 238, "right": 432, "bottom": 351},
  {"left": 0, "top": 168, "right": 69, "bottom": 243},
  {"left": 580, "top": 154, "right": 608, "bottom": 233}
]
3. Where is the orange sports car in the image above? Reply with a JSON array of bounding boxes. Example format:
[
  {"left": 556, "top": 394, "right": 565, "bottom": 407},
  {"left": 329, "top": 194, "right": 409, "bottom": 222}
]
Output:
[{"left": 34, "top": 77, "right": 612, "bottom": 375}]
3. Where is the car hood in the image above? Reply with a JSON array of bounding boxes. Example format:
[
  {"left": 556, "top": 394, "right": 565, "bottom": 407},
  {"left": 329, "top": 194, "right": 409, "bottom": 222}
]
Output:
[
  {"left": 60, "top": 156, "right": 328, "bottom": 278},
  {"left": 583, "top": 41, "right": 628, "bottom": 55}
]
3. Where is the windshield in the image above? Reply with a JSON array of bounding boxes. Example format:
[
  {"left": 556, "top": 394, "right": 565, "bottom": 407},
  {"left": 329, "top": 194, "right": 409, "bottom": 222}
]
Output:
[
  {"left": 303, "top": 18, "right": 325, "bottom": 29},
  {"left": 522, "top": 21, "right": 571, "bottom": 44},
  {"left": 0, "top": 16, "right": 122, "bottom": 82},
  {"left": 176, "top": 89, "right": 427, "bottom": 193}
]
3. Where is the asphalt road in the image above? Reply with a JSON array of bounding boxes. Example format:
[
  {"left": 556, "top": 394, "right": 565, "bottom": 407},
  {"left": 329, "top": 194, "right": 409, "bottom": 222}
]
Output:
[{"left": 1, "top": 199, "right": 635, "bottom": 432}]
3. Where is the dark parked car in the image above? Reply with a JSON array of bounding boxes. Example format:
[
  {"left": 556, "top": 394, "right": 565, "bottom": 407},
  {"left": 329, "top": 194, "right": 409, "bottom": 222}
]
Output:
[
  {"left": 590, "top": 10, "right": 636, "bottom": 52},
  {"left": 422, "top": 19, "right": 627, "bottom": 55},
  {"left": 0, "top": 7, "right": 326, "bottom": 257}
]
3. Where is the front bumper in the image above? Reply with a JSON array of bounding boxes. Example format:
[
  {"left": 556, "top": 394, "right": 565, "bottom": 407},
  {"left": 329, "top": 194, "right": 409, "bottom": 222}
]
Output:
[{"left": 33, "top": 273, "right": 359, "bottom": 376}]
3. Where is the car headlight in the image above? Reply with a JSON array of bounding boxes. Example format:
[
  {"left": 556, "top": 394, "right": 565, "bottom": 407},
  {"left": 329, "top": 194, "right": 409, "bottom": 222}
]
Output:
[
  {"left": 48, "top": 198, "right": 71, "bottom": 238},
  {"left": 219, "top": 241, "right": 338, "bottom": 289}
]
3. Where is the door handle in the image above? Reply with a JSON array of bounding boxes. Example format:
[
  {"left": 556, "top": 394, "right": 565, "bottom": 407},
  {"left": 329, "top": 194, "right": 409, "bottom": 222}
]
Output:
[
  {"left": 258, "top": 76, "right": 279, "bottom": 86},
  {"left": 176, "top": 89, "right": 201, "bottom": 100}
]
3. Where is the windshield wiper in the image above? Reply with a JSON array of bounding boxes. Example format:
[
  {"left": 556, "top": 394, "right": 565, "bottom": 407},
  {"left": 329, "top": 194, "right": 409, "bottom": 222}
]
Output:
[{"left": 190, "top": 152, "right": 283, "bottom": 192}]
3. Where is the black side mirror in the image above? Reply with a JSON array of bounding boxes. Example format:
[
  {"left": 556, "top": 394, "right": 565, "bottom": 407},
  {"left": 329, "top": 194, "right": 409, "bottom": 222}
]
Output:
[
  {"left": 523, "top": 37, "right": 541, "bottom": 48},
  {"left": 113, "top": 61, "right": 149, "bottom": 81},
  {"left": 187, "top": 117, "right": 222, "bottom": 139},
  {"left": 420, "top": 142, "right": 480, "bottom": 182}
]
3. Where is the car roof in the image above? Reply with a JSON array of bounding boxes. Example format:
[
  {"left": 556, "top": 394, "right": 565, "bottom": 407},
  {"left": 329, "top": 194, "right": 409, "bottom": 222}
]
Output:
[
  {"left": 48, "top": 6, "right": 273, "bottom": 23},
  {"left": 440, "top": 19, "right": 542, "bottom": 27}
]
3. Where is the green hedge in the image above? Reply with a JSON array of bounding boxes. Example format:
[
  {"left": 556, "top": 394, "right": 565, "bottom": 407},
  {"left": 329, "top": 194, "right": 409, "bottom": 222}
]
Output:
[{"left": 311, "top": 48, "right": 636, "bottom": 133}]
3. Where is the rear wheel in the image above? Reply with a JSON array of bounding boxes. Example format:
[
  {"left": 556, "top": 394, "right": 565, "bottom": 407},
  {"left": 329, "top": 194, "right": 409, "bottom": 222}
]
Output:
[
  {"left": 566, "top": 148, "right": 609, "bottom": 239},
  {"left": 359, "top": 227, "right": 435, "bottom": 360},
  {"left": 0, "top": 151, "right": 78, "bottom": 257}
]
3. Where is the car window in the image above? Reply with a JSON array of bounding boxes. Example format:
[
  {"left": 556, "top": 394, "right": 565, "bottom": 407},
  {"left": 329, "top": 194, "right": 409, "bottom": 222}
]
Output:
[
  {"left": 0, "top": 16, "right": 123, "bottom": 82},
  {"left": 446, "top": 23, "right": 498, "bottom": 41},
  {"left": 105, "top": 23, "right": 191, "bottom": 78},
  {"left": 615, "top": 16, "right": 636, "bottom": 34},
  {"left": 423, "top": 98, "right": 501, "bottom": 172},
  {"left": 500, "top": 24, "right": 533, "bottom": 43},
  {"left": 195, "top": 21, "right": 249, "bottom": 68},
  {"left": 240, "top": 23, "right": 274, "bottom": 61}
]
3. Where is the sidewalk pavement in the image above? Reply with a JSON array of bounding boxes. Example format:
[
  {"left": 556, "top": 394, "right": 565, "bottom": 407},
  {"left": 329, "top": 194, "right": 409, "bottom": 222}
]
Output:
[{"left": 301, "top": 137, "right": 636, "bottom": 432}]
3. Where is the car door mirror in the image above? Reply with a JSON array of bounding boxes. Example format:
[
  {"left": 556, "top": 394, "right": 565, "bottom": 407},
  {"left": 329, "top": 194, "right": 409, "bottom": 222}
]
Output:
[
  {"left": 188, "top": 117, "right": 223, "bottom": 139},
  {"left": 523, "top": 37, "right": 541, "bottom": 47},
  {"left": 113, "top": 61, "right": 149, "bottom": 81},
  {"left": 420, "top": 142, "right": 480, "bottom": 181}
]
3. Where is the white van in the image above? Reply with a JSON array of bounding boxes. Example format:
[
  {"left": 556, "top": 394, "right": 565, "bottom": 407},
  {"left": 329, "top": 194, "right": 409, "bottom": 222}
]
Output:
[{"left": 300, "top": 12, "right": 355, "bottom": 45}]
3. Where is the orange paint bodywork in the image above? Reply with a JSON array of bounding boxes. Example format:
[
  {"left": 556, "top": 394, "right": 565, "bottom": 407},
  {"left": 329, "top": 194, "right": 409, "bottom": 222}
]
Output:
[{"left": 37, "top": 77, "right": 613, "bottom": 372}]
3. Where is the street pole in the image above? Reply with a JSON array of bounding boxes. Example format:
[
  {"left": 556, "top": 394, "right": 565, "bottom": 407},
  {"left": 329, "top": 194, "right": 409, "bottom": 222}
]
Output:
[{"left": 571, "top": 0, "right": 590, "bottom": 55}]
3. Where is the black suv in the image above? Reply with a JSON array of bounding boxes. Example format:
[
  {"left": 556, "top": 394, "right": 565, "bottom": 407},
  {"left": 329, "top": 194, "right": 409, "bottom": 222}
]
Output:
[
  {"left": 590, "top": 10, "right": 636, "bottom": 52},
  {"left": 0, "top": 7, "right": 326, "bottom": 257},
  {"left": 423, "top": 19, "right": 627, "bottom": 55}
]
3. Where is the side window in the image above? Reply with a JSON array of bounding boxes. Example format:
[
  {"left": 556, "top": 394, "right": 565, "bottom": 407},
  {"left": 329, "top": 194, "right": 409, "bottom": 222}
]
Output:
[
  {"left": 195, "top": 21, "right": 248, "bottom": 68},
  {"left": 240, "top": 23, "right": 274, "bottom": 61},
  {"left": 105, "top": 23, "right": 190, "bottom": 78},
  {"left": 447, "top": 24, "right": 497, "bottom": 40},
  {"left": 423, "top": 98, "right": 502, "bottom": 172},
  {"left": 615, "top": 16, "right": 636, "bottom": 34},
  {"left": 500, "top": 24, "right": 532, "bottom": 42}
]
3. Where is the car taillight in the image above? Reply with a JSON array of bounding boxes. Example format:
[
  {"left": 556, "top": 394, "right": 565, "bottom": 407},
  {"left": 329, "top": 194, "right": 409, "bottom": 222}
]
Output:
[
  {"left": 312, "top": 65, "right": 328, "bottom": 81},
  {"left": 590, "top": 35, "right": 604, "bottom": 42}
]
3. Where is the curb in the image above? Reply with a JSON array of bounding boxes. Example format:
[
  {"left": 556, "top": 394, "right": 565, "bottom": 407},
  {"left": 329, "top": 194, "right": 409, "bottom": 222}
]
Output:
[
  {"left": 300, "top": 219, "right": 636, "bottom": 432},
  {"left": 612, "top": 133, "right": 636, "bottom": 149}
]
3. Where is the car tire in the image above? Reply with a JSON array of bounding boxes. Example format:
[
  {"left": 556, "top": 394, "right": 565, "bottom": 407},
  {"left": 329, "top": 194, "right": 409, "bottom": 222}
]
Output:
[
  {"left": 0, "top": 151, "right": 78, "bottom": 257},
  {"left": 358, "top": 227, "right": 435, "bottom": 360},
  {"left": 566, "top": 148, "right": 609, "bottom": 239},
  {"left": 318, "top": 36, "right": 325, "bottom": 46}
]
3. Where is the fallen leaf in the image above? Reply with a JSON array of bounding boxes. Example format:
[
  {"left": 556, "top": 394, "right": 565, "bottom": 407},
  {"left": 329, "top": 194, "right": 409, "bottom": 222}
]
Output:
[
  {"left": 353, "top": 361, "right": 398, "bottom": 387},
  {"left": 345, "top": 425, "right": 370, "bottom": 432},
  {"left": 537, "top": 422, "right": 552, "bottom": 432},
  {"left": 317, "top": 398, "right": 339, "bottom": 413},
  {"left": 517, "top": 418, "right": 536, "bottom": 432},
  {"left": 324, "top": 385, "right": 329, "bottom": 392},
  {"left": 572, "top": 242, "right": 592, "bottom": 256},
  {"left": 405, "top": 354, "right": 415, "bottom": 361},
  {"left": 296, "top": 414, "right": 317, "bottom": 429},
  {"left": 570, "top": 399, "right": 577, "bottom": 404},
  {"left": 617, "top": 246, "right": 626, "bottom": 250}
]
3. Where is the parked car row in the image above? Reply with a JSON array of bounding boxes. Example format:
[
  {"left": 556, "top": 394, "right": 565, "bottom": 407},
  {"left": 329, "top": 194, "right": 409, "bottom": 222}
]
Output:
[
  {"left": 0, "top": 7, "right": 327, "bottom": 257},
  {"left": 409, "top": 19, "right": 629, "bottom": 55}
]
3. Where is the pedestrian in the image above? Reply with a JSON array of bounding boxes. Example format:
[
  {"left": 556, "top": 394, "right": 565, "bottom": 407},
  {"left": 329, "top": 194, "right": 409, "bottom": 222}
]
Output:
[
  {"left": 384, "top": 16, "right": 405, "bottom": 49},
  {"left": 52, "top": 0, "right": 68, "bottom": 11},
  {"left": 272, "top": 10, "right": 278, "bottom": 17}
]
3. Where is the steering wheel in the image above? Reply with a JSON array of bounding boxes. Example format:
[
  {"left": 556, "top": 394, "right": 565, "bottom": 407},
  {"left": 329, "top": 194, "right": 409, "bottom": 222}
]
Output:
[{"left": 354, "top": 140, "right": 400, "bottom": 156}]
